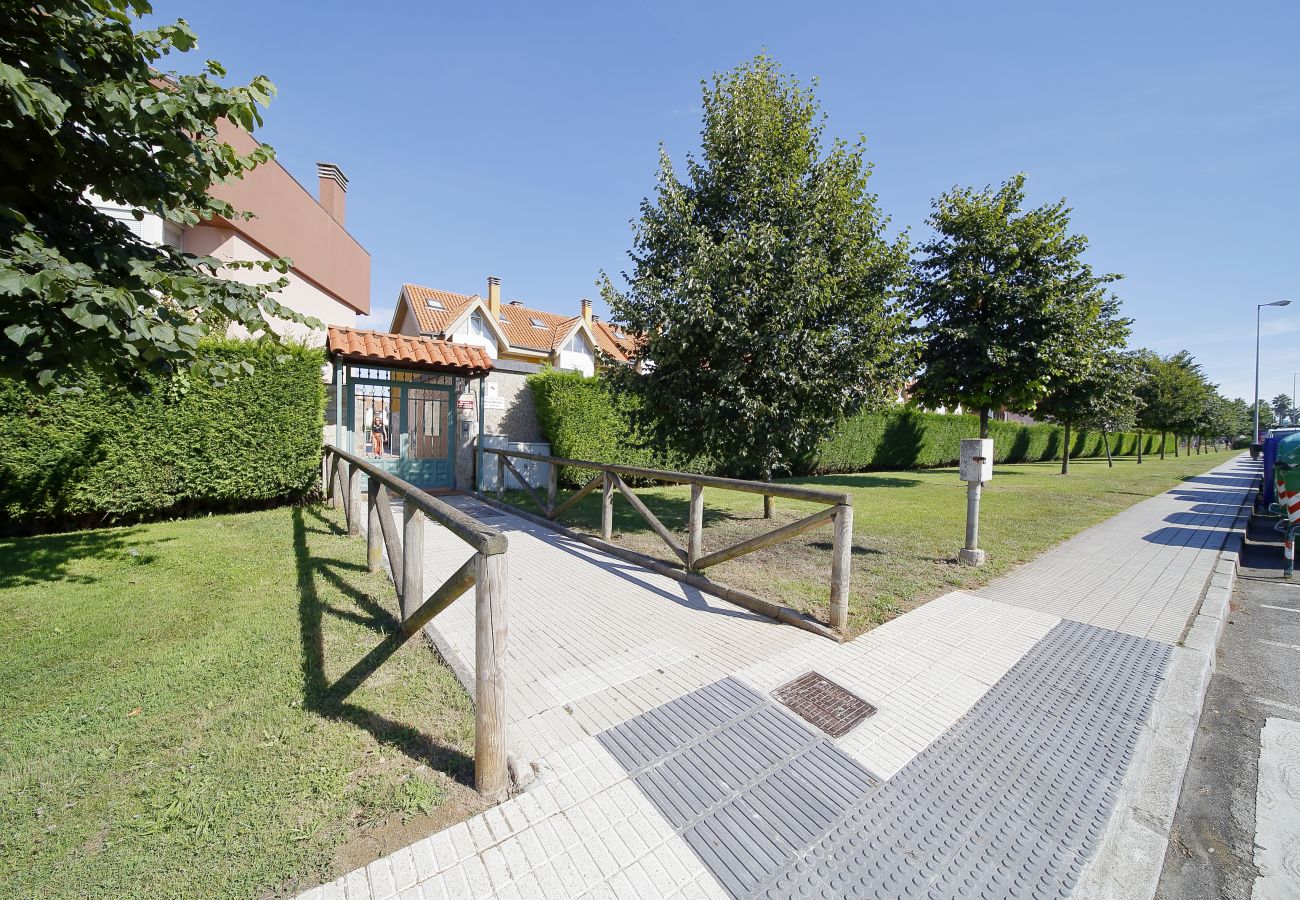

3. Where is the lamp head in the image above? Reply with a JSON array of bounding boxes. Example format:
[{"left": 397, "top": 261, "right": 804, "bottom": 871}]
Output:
[{"left": 1264, "top": 299, "right": 1293, "bottom": 307}]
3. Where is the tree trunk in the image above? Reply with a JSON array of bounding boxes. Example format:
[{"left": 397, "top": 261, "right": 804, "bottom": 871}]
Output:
[
  {"left": 1103, "top": 429, "right": 1113, "bottom": 467},
  {"left": 1160, "top": 431, "right": 1167, "bottom": 460},
  {"left": 1061, "top": 421, "right": 1071, "bottom": 475},
  {"left": 1174, "top": 434, "right": 1179, "bottom": 457},
  {"left": 980, "top": 408, "right": 990, "bottom": 440},
  {"left": 1137, "top": 431, "right": 1144, "bottom": 464}
]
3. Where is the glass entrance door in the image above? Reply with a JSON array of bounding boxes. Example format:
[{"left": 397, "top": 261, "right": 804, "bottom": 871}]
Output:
[
  {"left": 398, "top": 387, "right": 452, "bottom": 487},
  {"left": 348, "top": 376, "right": 454, "bottom": 489}
]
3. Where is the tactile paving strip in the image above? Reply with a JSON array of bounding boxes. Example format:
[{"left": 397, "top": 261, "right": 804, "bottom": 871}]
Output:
[{"left": 598, "top": 619, "right": 1170, "bottom": 899}]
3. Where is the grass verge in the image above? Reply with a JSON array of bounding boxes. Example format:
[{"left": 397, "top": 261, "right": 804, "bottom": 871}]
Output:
[
  {"left": 504, "top": 450, "right": 1242, "bottom": 637},
  {"left": 0, "top": 505, "right": 481, "bottom": 899}
]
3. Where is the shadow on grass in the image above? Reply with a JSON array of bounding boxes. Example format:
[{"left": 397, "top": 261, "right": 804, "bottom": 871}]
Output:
[
  {"left": 292, "top": 505, "right": 474, "bottom": 787},
  {"left": 807, "top": 540, "right": 882, "bottom": 557},
  {"left": 0, "top": 527, "right": 159, "bottom": 590}
]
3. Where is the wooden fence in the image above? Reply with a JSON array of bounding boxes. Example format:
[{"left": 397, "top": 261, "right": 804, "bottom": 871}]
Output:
[
  {"left": 322, "top": 445, "right": 509, "bottom": 801},
  {"left": 483, "top": 447, "right": 854, "bottom": 634}
]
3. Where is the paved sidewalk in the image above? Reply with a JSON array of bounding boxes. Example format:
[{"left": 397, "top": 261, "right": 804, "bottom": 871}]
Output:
[{"left": 307, "top": 453, "right": 1253, "bottom": 900}]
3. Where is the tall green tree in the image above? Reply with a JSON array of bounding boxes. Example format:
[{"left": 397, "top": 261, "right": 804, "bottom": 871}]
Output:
[
  {"left": 1076, "top": 349, "right": 1142, "bottom": 468},
  {"left": 1134, "top": 351, "right": 1210, "bottom": 459},
  {"left": 1035, "top": 296, "right": 1132, "bottom": 474},
  {"left": 1271, "top": 394, "right": 1293, "bottom": 424},
  {"left": 602, "top": 55, "right": 912, "bottom": 484},
  {"left": 1, "top": 0, "right": 304, "bottom": 388},
  {"left": 910, "top": 174, "right": 1120, "bottom": 438}
]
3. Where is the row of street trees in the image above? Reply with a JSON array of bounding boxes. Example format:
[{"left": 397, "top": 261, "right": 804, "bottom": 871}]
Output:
[
  {"left": 0, "top": 20, "right": 1250, "bottom": 479},
  {"left": 604, "top": 56, "right": 1247, "bottom": 477}
]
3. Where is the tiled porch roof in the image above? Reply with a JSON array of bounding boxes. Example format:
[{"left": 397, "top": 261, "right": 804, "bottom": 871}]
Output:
[{"left": 327, "top": 326, "right": 494, "bottom": 376}]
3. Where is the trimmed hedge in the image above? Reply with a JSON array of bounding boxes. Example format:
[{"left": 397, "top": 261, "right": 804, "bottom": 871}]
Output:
[
  {"left": 813, "top": 408, "right": 1167, "bottom": 474},
  {"left": 527, "top": 369, "right": 711, "bottom": 486},
  {"left": 0, "top": 339, "right": 326, "bottom": 531}
]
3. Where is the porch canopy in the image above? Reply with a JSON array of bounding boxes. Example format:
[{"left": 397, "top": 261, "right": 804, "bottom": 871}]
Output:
[{"left": 326, "top": 325, "right": 494, "bottom": 377}]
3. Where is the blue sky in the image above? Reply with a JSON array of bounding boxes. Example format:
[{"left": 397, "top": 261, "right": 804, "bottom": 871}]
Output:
[{"left": 151, "top": 0, "right": 1299, "bottom": 402}]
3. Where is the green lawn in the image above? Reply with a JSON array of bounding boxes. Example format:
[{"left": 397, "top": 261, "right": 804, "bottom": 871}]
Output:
[
  {"left": 0, "top": 506, "right": 481, "bottom": 900},
  {"left": 509, "top": 449, "right": 1242, "bottom": 636}
]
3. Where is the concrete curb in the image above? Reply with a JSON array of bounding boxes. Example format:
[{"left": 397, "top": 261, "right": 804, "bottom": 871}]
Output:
[{"left": 1071, "top": 490, "right": 1249, "bottom": 899}]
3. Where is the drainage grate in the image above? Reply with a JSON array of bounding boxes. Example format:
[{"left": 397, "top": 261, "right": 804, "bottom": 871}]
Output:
[{"left": 772, "top": 672, "right": 876, "bottom": 738}]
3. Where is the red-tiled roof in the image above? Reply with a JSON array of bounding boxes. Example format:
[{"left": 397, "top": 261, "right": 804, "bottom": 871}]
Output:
[
  {"left": 591, "top": 319, "right": 637, "bottom": 363},
  {"left": 402, "top": 284, "right": 478, "bottom": 335},
  {"left": 327, "top": 325, "right": 493, "bottom": 375},
  {"left": 399, "top": 282, "right": 641, "bottom": 363}
]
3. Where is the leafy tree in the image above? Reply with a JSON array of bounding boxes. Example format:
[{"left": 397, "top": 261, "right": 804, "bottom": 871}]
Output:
[
  {"left": 1133, "top": 350, "right": 1209, "bottom": 460},
  {"left": 602, "top": 55, "right": 912, "bottom": 487},
  {"left": 1, "top": 0, "right": 305, "bottom": 388},
  {"left": 1256, "top": 399, "right": 1277, "bottom": 432},
  {"left": 910, "top": 173, "right": 1119, "bottom": 439},
  {"left": 1223, "top": 397, "right": 1254, "bottom": 441},
  {"left": 1036, "top": 296, "right": 1132, "bottom": 474},
  {"left": 1271, "top": 394, "right": 1293, "bottom": 425},
  {"left": 1081, "top": 350, "right": 1142, "bottom": 467}
]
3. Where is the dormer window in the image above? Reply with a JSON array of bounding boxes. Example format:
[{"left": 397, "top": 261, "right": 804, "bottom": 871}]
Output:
[
  {"left": 426, "top": 298, "right": 445, "bottom": 310},
  {"left": 468, "top": 310, "right": 492, "bottom": 341}
]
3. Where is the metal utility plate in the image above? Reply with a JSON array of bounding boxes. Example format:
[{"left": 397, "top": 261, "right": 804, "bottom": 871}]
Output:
[{"left": 772, "top": 671, "right": 876, "bottom": 738}]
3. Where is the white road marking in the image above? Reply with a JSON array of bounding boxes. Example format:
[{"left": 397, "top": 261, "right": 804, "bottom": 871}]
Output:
[
  {"left": 1261, "top": 605, "right": 1300, "bottom": 614},
  {"left": 1259, "top": 640, "right": 1300, "bottom": 652},
  {"left": 1252, "top": 717, "right": 1300, "bottom": 900},
  {"left": 1252, "top": 697, "right": 1300, "bottom": 716}
]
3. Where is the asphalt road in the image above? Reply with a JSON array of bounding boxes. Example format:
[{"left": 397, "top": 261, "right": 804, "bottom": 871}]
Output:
[{"left": 1156, "top": 515, "right": 1300, "bottom": 900}]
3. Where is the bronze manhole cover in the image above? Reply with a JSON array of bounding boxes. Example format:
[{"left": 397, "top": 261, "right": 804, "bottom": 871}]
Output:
[{"left": 773, "top": 672, "right": 876, "bottom": 737}]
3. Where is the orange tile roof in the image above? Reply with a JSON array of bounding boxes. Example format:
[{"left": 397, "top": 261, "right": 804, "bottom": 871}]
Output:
[
  {"left": 402, "top": 284, "right": 478, "bottom": 334},
  {"left": 496, "top": 304, "right": 573, "bottom": 352},
  {"left": 591, "top": 319, "right": 637, "bottom": 363},
  {"left": 327, "top": 325, "right": 493, "bottom": 375},
  {"left": 399, "top": 282, "right": 640, "bottom": 363}
]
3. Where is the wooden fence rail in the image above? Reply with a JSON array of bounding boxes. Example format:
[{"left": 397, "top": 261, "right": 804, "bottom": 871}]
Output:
[
  {"left": 322, "top": 445, "right": 510, "bottom": 801},
  {"left": 483, "top": 447, "right": 853, "bottom": 634}
]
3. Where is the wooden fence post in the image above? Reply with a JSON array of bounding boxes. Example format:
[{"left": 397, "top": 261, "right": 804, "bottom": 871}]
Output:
[
  {"left": 366, "top": 476, "right": 383, "bottom": 573},
  {"left": 601, "top": 472, "right": 614, "bottom": 541},
  {"left": 546, "top": 463, "right": 558, "bottom": 518},
  {"left": 329, "top": 455, "right": 343, "bottom": 509},
  {"left": 829, "top": 504, "right": 853, "bottom": 632},
  {"left": 402, "top": 499, "right": 425, "bottom": 621},
  {"left": 347, "top": 462, "right": 362, "bottom": 536},
  {"left": 496, "top": 455, "right": 505, "bottom": 501},
  {"left": 687, "top": 483, "right": 704, "bottom": 569},
  {"left": 475, "top": 549, "right": 509, "bottom": 801}
]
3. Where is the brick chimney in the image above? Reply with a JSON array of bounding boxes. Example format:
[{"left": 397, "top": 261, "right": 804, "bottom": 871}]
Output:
[
  {"left": 487, "top": 276, "right": 502, "bottom": 318},
  {"left": 317, "top": 162, "right": 348, "bottom": 224},
  {"left": 581, "top": 298, "right": 593, "bottom": 327}
]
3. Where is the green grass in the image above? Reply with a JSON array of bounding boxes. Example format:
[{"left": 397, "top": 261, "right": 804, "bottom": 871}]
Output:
[
  {"left": 508, "top": 449, "right": 1242, "bottom": 636},
  {"left": 0, "top": 506, "right": 481, "bottom": 900}
]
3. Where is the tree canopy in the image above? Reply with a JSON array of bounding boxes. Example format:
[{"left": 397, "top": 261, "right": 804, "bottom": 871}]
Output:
[
  {"left": 1035, "top": 294, "right": 1133, "bottom": 473},
  {"left": 1132, "top": 350, "right": 1214, "bottom": 458},
  {"left": 1271, "top": 394, "right": 1294, "bottom": 425},
  {"left": 909, "top": 174, "right": 1120, "bottom": 438},
  {"left": 0, "top": 0, "right": 303, "bottom": 388},
  {"left": 602, "top": 55, "right": 912, "bottom": 479}
]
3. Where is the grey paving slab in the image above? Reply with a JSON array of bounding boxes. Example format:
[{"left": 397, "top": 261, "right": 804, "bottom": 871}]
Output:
[
  {"left": 602, "top": 620, "right": 1170, "bottom": 900},
  {"left": 976, "top": 456, "right": 1253, "bottom": 642}
]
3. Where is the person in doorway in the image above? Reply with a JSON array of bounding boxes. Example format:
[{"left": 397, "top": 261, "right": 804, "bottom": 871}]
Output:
[{"left": 371, "top": 411, "right": 386, "bottom": 458}]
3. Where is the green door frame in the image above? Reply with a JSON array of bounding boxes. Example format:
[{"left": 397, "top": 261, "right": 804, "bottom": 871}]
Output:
[{"left": 346, "top": 375, "right": 455, "bottom": 489}]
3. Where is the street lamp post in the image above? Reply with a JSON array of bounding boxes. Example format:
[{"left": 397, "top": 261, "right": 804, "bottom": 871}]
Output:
[
  {"left": 1255, "top": 300, "right": 1293, "bottom": 445},
  {"left": 1291, "top": 371, "right": 1300, "bottom": 427}
]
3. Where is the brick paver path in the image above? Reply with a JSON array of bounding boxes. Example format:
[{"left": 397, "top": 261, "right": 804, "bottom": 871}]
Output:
[{"left": 306, "top": 454, "right": 1253, "bottom": 900}]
